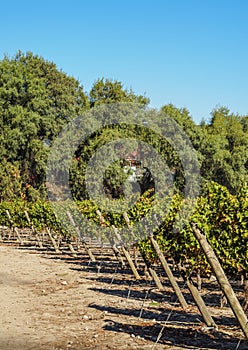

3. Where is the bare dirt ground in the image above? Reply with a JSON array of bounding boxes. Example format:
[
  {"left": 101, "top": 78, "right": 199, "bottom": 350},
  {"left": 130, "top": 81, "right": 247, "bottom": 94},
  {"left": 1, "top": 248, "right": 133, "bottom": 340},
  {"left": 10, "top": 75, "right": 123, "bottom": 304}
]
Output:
[{"left": 0, "top": 244, "right": 247, "bottom": 350}]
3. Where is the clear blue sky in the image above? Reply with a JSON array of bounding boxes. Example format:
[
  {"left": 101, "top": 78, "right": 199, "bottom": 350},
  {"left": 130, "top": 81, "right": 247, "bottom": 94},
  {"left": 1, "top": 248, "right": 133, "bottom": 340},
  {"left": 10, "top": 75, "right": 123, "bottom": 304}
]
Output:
[{"left": 1, "top": 0, "right": 248, "bottom": 123}]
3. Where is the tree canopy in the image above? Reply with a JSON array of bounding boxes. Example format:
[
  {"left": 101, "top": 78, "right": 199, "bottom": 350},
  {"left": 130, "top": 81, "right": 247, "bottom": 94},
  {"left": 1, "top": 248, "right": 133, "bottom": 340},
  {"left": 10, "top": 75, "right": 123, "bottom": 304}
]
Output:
[
  {"left": 0, "top": 51, "right": 90, "bottom": 199},
  {"left": 0, "top": 51, "right": 247, "bottom": 201}
]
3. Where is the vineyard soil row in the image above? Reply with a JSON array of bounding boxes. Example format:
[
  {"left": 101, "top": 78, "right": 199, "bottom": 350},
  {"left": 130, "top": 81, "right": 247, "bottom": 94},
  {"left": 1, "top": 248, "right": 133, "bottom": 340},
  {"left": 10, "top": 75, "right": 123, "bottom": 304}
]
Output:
[{"left": 0, "top": 240, "right": 247, "bottom": 350}]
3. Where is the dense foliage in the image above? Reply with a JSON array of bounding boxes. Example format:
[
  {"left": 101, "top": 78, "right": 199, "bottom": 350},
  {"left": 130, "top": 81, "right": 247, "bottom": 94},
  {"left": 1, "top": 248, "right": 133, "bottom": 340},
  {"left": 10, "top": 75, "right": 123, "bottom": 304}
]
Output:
[
  {"left": 0, "top": 51, "right": 247, "bottom": 278},
  {"left": 0, "top": 51, "right": 247, "bottom": 201},
  {"left": 0, "top": 181, "right": 247, "bottom": 277},
  {"left": 138, "top": 181, "right": 248, "bottom": 276}
]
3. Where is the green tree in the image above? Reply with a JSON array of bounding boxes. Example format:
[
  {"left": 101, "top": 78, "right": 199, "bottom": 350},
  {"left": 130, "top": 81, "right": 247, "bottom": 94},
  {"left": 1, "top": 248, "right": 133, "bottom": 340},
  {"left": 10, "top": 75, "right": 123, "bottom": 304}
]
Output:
[
  {"left": 89, "top": 78, "right": 149, "bottom": 107},
  {"left": 0, "top": 51, "right": 89, "bottom": 198},
  {"left": 199, "top": 107, "right": 248, "bottom": 193},
  {"left": 69, "top": 82, "right": 150, "bottom": 200},
  {"left": 0, "top": 159, "right": 23, "bottom": 201}
]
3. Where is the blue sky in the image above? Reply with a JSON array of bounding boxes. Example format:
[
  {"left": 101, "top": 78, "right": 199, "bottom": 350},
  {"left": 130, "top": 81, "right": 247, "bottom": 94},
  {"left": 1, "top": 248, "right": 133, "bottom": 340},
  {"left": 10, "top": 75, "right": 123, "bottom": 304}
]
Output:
[{"left": 1, "top": 0, "right": 248, "bottom": 123}]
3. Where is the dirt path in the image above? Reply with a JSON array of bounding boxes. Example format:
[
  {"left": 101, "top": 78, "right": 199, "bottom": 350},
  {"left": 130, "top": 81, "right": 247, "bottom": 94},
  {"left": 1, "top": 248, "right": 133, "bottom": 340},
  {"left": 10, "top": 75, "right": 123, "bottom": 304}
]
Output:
[
  {"left": 0, "top": 244, "right": 167, "bottom": 350},
  {"left": 0, "top": 244, "right": 247, "bottom": 350}
]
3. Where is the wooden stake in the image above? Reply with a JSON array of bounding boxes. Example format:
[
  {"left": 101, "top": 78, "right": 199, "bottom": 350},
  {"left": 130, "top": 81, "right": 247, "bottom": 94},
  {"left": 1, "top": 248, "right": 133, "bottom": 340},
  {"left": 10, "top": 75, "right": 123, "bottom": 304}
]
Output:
[
  {"left": 123, "top": 212, "right": 166, "bottom": 285},
  {"left": 66, "top": 211, "right": 96, "bottom": 262},
  {"left": 149, "top": 234, "right": 188, "bottom": 309},
  {"left": 6, "top": 210, "right": 24, "bottom": 245},
  {"left": 24, "top": 210, "right": 43, "bottom": 249},
  {"left": 244, "top": 273, "right": 248, "bottom": 312},
  {"left": 96, "top": 210, "right": 126, "bottom": 267},
  {"left": 110, "top": 224, "right": 141, "bottom": 280},
  {"left": 67, "top": 241, "right": 77, "bottom": 258},
  {"left": 45, "top": 227, "right": 61, "bottom": 254},
  {"left": 183, "top": 274, "right": 216, "bottom": 327},
  {"left": 148, "top": 267, "right": 164, "bottom": 291},
  {"left": 191, "top": 222, "right": 248, "bottom": 338},
  {"left": 121, "top": 245, "right": 141, "bottom": 280},
  {"left": 112, "top": 243, "right": 126, "bottom": 267}
]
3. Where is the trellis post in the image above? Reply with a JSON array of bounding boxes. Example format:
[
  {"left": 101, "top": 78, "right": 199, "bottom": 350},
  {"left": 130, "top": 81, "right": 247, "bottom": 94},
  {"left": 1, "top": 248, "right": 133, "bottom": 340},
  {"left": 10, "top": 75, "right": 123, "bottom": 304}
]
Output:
[{"left": 191, "top": 222, "right": 248, "bottom": 338}]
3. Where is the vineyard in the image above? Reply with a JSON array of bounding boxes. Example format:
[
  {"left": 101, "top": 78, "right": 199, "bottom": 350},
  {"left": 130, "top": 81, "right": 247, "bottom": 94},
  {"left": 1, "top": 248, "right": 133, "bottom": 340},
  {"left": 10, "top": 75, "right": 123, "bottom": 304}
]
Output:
[
  {"left": 1, "top": 180, "right": 248, "bottom": 349},
  {"left": 0, "top": 55, "right": 248, "bottom": 348}
]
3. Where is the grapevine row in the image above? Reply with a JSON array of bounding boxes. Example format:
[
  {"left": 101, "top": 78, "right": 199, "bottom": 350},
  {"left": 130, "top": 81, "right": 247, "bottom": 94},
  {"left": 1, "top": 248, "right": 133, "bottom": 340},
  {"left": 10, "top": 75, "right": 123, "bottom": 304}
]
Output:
[{"left": 0, "top": 181, "right": 247, "bottom": 278}]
